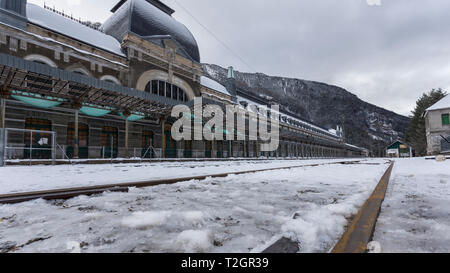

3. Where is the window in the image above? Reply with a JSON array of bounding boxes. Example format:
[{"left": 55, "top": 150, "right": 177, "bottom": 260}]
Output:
[
  {"left": 26, "top": 61, "right": 53, "bottom": 92},
  {"left": 152, "top": 80, "right": 158, "bottom": 95},
  {"left": 173, "top": 86, "right": 179, "bottom": 100},
  {"left": 102, "top": 126, "right": 118, "bottom": 158},
  {"left": 69, "top": 70, "right": 89, "bottom": 94},
  {"left": 144, "top": 80, "right": 188, "bottom": 102},
  {"left": 158, "top": 81, "right": 165, "bottom": 97},
  {"left": 67, "top": 123, "right": 89, "bottom": 147},
  {"left": 442, "top": 114, "right": 450, "bottom": 126},
  {"left": 166, "top": 82, "right": 172, "bottom": 98}
]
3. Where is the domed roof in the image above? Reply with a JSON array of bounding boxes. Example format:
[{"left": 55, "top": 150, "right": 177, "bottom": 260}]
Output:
[{"left": 102, "top": 0, "right": 200, "bottom": 63}]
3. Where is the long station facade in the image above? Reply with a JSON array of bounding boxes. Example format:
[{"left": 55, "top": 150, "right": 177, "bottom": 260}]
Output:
[{"left": 0, "top": 0, "right": 367, "bottom": 163}]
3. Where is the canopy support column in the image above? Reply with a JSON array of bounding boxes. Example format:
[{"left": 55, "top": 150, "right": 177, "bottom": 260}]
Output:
[
  {"left": 74, "top": 109, "right": 79, "bottom": 159},
  {"left": 125, "top": 118, "right": 130, "bottom": 159},
  {"left": 0, "top": 98, "right": 5, "bottom": 129},
  {"left": 161, "top": 119, "right": 166, "bottom": 158},
  {"left": 122, "top": 111, "right": 131, "bottom": 159}
]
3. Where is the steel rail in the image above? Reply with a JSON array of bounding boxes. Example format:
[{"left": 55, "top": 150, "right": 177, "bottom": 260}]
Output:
[
  {"left": 0, "top": 160, "right": 363, "bottom": 204},
  {"left": 331, "top": 161, "right": 394, "bottom": 253}
]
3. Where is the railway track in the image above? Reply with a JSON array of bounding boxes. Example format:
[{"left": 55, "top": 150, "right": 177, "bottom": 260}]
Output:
[
  {"left": 5, "top": 157, "right": 355, "bottom": 166},
  {"left": 263, "top": 161, "right": 394, "bottom": 253},
  {"left": 0, "top": 159, "right": 364, "bottom": 204}
]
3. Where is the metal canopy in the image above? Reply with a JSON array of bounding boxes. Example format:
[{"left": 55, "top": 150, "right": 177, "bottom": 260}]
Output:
[{"left": 0, "top": 53, "right": 186, "bottom": 116}]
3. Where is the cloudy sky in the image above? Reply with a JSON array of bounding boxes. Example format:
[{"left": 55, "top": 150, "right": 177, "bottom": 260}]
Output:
[{"left": 28, "top": 0, "right": 450, "bottom": 116}]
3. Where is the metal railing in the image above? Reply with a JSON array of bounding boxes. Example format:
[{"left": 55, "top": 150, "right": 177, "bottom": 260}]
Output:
[
  {"left": 0, "top": 128, "right": 350, "bottom": 166},
  {"left": 3, "top": 128, "right": 56, "bottom": 165}
]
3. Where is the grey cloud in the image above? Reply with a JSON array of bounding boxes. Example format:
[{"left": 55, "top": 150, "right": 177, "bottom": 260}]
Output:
[{"left": 158, "top": 0, "right": 450, "bottom": 116}]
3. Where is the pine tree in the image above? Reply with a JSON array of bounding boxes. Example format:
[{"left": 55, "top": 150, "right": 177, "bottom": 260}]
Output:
[{"left": 406, "top": 88, "right": 447, "bottom": 156}]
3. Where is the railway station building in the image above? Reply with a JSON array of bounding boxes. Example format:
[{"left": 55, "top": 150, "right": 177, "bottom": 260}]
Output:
[{"left": 0, "top": 0, "right": 367, "bottom": 164}]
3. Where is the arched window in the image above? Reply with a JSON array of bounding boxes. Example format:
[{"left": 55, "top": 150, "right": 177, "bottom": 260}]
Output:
[
  {"left": 144, "top": 80, "right": 188, "bottom": 102},
  {"left": 100, "top": 75, "right": 121, "bottom": 85},
  {"left": 73, "top": 71, "right": 85, "bottom": 76},
  {"left": 27, "top": 60, "right": 53, "bottom": 92}
]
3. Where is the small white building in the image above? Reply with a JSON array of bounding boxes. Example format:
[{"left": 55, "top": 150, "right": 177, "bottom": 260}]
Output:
[
  {"left": 386, "top": 141, "right": 412, "bottom": 158},
  {"left": 425, "top": 95, "right": 450, "bottom": 155}
]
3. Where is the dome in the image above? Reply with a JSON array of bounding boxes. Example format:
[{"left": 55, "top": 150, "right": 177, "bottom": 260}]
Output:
[{"left": 102, "top": 0, "right": 200, "bottom": 63}]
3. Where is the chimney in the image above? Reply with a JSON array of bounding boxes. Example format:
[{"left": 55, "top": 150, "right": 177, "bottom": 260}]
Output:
[
  {"left": 111, "top": 0, "right": 175, "bottom": 15},
  {"left": 225, "top": 66, "right": 237, "bottom": 102},
  {"left": 0, "top": 0, "right": 27, "bottom": 29}
]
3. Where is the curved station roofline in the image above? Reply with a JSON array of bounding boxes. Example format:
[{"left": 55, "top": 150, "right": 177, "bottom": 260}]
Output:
[{"left": 102, "top": 0, "right": 201, "bottom": 63}]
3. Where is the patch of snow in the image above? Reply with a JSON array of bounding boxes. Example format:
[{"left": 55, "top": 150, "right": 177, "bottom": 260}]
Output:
[
  {"left": 236, "top": 96, "right": 340, "bottom": 139},
  {"left": 367, "top": 241, "right": 382, "bottom": 253},
  {"left": 201, "top": 76, "right": 230, "bottom": 96},
  {"left": 121, "top": 211, "right": 171, "bottom": 229},
  {"left": 0, "top": 159, "right": 389, "bottom": 253},
  {"left": 0, "top": 159, "right": 361, "bottom": 194},
  {"left": 183, "top": 211, "right": 207, "bottom": 226},
  {"left": 66, "top": 241, "right": 81, "bottom": 253},
  {"left": 426, "top": 94, "right": 450, "bottom": 112},
  {"left": 27, "top": 4, "right": 125, "bottom": 57},
  {"left": 373, "top": 158, "right": 450, "bottom": 253},
  {"left": 174, "top": 230, "right": 214, "bottom": 253}
]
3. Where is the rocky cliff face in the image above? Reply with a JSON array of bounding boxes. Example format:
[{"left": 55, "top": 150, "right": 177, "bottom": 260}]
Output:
[{"left": 203, "top": 64, "right": 410, "bottom": 156}]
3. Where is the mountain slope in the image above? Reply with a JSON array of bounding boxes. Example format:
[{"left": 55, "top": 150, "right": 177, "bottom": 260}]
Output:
[{"left": 203, "top": 64, "right": 410, "bottom": 156}]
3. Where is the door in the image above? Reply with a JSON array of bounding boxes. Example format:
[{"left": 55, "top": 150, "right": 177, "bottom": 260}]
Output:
[
  {"left": 441, "top": 136, "right": 450, "bottom": 153},
  {"left": 102, "top": 127, "right": 118, "bottom": 158},
  {"left": 67, "top": 122, "right": 89, "bottom": 159},
  {"left": 216, "top": 141, "right": 223, "bottom": 158},
  {"left": 184, "top": 140, "right": 192, "bottom": 158},
  {"left": 24, "top": 118, "right": 52, "bottom": 159},
  {"left": 142, "top": 131, "right": 154, "bottom": 158},
  {"left": 205, "top": 141, "right": 212, "bottom": 158},
  {"left": 164, "top": 124, "right": 176, "bottom": 158}
]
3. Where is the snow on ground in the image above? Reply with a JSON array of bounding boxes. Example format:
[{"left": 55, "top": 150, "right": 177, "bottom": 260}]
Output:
[
  {"left": 373, "top": 158, "right": 450, "bottom": 253},
  {"left": 0, "top": 159, "right": 389, "bottom": 253},
  {"left": 0, "top": 159, "right": 361, "bottom": 194}
]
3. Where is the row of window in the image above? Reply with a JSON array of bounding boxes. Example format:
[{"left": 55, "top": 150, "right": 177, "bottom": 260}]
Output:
[
  {"left": 241, "top": 101, "right": 337, "bottom": 140},
  {"left": 27, "top": 61, "right": 118, "bottom": 93},
  {"left": 144, "top": 80, "right": 188, "bottom": 102},
  {"left": 28, "top": 61, "right": 190, "bottom": 104},
  {"left": 24, "top": 118, "right": 156, "bottom": 147}
]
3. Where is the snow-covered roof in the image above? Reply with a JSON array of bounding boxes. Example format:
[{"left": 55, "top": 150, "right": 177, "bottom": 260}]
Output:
[
  {"left": 345, "top": 143, "right": 367, "bottom": 151},
  {"left": 426, "top": 95, "right": 450, "bottom": 112},
  {"left": 236, "top": 95, "right": 339, "bottom": 139},
  {"left": 200, "top": 76, "right": 230, "bottom": 96},
  {"left": 102, "top": 0, "right": 199, "bottom": 62},
  {"left": 26, "top": 4, "right": 125, "bottom": 57}
]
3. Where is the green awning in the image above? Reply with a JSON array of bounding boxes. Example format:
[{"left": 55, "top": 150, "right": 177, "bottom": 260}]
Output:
[
  {"left": 11, "top": 92, "right": 64, "bottom": 109},
  {"left": 120, "top": 112, "right": 146, "bottom": 122},
  {"left": 80, "top": 106, "right": 112, "bottom": 117}
]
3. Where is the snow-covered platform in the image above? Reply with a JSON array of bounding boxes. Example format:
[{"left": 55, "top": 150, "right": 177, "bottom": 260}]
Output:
[
  {"left": 373, "top": 158, "right": 450, "bottom": 252},
  {"left": 425, "top": 155, "right": 450, "bottom": 160},
  {"left": 0, "top": 159, "right": 389, "bottom": 253},
  {"left": 0, "top": 159, "right": 361, "bottom": 195}
]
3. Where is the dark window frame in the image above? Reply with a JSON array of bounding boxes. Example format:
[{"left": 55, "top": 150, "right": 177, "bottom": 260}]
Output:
[
  {"left": 442, "top": 113, "right": 450, "bottom": 126},
  {"left": 144, "top": 80, "right": 189, "bottom": 102}
]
